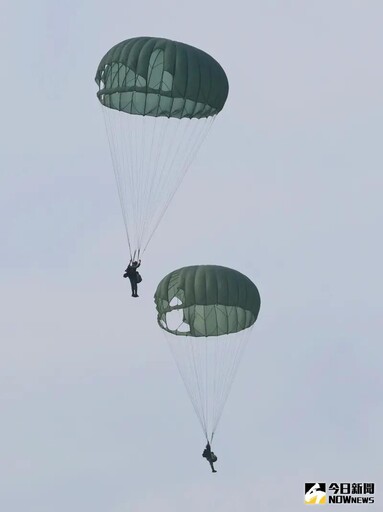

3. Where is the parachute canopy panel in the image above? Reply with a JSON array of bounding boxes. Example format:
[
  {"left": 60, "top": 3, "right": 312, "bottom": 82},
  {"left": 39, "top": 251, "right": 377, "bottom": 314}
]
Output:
[
  {"left": 95, "top": 36, "right": 229, "bottom": 119},
  {"left": 154, "top": 265, "right": 261, "bottom": 337}
]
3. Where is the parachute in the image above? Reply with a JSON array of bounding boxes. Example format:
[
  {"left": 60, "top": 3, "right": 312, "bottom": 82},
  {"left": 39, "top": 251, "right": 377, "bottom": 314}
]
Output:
[
  {"left": 95, "top": 37, "right": 229, "bottom": 258},
  {"left": 154, "top": 265, "right": 261, "bottom": 442}
]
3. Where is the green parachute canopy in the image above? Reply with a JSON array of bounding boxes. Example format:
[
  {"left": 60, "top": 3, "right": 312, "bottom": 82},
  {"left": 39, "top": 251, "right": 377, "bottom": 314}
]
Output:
[
  {"left": 154, "top": 265, "right": 261, "bottom": 337},
  {"left": 96, "top": 38, "right": 229, "bottom": 258},
  {"left": 155, "top": 265, "right": 261, "bottom": 441},
  {"left": 95, "top": 36, "right": 229, "bottom": 119}
]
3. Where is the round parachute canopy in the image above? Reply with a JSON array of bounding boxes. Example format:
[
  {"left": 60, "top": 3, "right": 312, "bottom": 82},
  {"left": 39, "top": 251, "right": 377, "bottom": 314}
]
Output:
[
  {"left": 95, "top": 36, "right": 229, "bottom": 119},
  {"left": 95, "top": 37, "right": 229, "bottom": 257},
  {"left": 154, "top": 265, "right": 261, "bottom": 337},
  {"left": 154, "top": 265, "right": 261, "bottom": 442}
]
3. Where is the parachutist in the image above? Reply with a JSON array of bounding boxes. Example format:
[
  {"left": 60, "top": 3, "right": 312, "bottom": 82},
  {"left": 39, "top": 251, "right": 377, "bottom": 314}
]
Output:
[
  {"left": 123, "top": 259, "right": 142, "bottom": 297},
  {"left": 202, "top": 442, "right": 217, "bottom": 473}
]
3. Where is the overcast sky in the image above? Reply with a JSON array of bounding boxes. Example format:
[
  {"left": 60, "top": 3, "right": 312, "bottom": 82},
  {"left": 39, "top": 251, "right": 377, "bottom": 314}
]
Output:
[{"left": 1, "top": 1, "right": 382, "bottom": 511}]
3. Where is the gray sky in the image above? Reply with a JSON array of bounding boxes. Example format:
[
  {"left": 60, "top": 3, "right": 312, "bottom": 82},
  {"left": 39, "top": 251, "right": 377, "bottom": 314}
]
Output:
[{"left": 1, "top": 1, "right": 382, "bottom": 510}]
